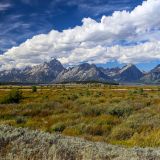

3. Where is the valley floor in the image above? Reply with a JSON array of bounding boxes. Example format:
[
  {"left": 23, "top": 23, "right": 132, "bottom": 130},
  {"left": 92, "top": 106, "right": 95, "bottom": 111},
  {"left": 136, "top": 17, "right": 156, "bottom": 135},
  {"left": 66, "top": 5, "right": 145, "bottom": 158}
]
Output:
[{"left": 0, "top": 84, "right": 160, "bottom": 147}]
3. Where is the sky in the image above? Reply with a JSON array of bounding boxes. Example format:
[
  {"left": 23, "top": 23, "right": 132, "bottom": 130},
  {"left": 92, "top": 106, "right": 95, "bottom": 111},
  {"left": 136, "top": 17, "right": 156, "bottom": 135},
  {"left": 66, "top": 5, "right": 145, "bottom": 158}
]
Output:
[{"left": 0, "top": 0, "right": 160, "bottom": 71}]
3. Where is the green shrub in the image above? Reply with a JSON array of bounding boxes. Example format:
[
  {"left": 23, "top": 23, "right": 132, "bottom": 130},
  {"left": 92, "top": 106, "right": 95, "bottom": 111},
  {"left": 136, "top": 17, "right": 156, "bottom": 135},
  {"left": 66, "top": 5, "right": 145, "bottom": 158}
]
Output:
[
  {"left": 1, "top": 88, "right": 22, "bottom": 104},
  {"left": 51, "top": 122, "right": 66, "bottom": 132},
  {"left": 131, "top": 88, "right": 144, "bottom": 95},
  {"left": 16, "top": 116, "right": 26, "bottom": 124},
  {"left": 128, "top": 90, "right": 134, "bottom": 96},
  {"left": 138, "top": 88, "right": 144, "bottom": 94},
  {"left": 32, "top": 86, "right": 37, "bottom": 92}
]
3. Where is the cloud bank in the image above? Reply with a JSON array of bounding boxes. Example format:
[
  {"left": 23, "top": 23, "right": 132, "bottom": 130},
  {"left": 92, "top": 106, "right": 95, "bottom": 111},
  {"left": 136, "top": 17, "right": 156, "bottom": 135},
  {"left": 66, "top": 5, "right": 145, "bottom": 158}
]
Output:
[{"left": 0, "top": 0, "right": 160, "bottom": 70}]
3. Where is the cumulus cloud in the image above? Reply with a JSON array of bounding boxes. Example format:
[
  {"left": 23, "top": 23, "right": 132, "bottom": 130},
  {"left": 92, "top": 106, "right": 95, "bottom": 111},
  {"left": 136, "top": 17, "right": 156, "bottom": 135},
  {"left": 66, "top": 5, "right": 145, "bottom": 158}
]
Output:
[
  {"left": 59, "top": 41, "right": 160, "bottom": 64},
  {"left": 1, "top": 0, "right": 160, "bottom": 70}
]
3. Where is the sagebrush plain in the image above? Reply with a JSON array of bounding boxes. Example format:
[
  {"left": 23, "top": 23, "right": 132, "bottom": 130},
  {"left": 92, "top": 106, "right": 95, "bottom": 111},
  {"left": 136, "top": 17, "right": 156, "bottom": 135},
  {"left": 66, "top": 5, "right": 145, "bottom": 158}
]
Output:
[{"left": 0, "top": 84, "right": 160, "bottom": 147}]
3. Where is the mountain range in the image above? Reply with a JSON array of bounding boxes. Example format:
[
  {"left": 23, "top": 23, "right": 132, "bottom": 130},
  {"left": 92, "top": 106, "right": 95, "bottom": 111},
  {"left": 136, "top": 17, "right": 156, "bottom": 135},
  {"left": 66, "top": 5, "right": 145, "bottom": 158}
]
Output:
[{"left": 0, "top": 59, "right": 160, "bottom": 84}]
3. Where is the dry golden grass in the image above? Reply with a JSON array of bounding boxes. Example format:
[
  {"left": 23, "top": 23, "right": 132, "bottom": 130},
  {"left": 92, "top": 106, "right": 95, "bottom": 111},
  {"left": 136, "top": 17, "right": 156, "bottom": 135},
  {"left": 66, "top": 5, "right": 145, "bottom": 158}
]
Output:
[{"left": 0, "top": 84, "right": 160, "bottom": 147}]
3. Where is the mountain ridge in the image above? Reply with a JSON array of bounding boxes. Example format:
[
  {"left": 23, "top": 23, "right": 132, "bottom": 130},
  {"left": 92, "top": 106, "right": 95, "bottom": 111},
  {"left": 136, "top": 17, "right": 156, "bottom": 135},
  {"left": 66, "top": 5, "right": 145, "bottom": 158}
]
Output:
[
  {"left": 112, "top": 64, "right": 144, "bottom": 82},
  {"left": 54, "top": 63, "right": 113, "bottom": 83},
  {"left": 0, "top": 59, "right": 160, "bottom": 84}
]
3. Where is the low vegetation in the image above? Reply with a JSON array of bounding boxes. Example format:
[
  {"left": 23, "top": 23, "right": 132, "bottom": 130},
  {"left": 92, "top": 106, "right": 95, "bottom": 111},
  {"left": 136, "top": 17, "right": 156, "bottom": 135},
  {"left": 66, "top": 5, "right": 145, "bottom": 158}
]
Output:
[
  {"left": 0, "top": 84, "right": 160, "bottom": 147},
  {"left": 0, "top": 88, "right": 22, "bottom": 104},
  {"left": 2, "top": 125, "right": 160, "bottom": 160},
  {"left": 32, "top": 85, "right": 37, "bottom": 92}
]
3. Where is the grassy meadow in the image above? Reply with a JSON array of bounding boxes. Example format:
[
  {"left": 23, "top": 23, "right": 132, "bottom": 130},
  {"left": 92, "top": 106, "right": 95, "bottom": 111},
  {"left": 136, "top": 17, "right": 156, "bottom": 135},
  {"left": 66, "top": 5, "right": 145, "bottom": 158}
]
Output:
[{"left": 0, "top": 84, "right": 160, "bottom": 147}]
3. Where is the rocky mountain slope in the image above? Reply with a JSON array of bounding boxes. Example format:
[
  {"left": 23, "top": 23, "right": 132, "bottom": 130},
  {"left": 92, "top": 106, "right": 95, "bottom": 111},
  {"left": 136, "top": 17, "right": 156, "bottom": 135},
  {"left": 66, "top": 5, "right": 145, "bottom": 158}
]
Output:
[
  {"left": 99, "top": 67, "right": 120, "bottom": 77},
  {"left": 1, "top": 59, "right": 160, "bottom": 84},
  {"left": 0, "top": 68, "right": 24, "bottom": 82},
  {"left": 55, "top": 63, "right": 113, "bottom": 83},
  {"left": 0, "top": 125, "right": 160, "bottom": 160},
  {"left": 23, "top": 59, "right": 65, "bottom": 83},
  {"left": 0, "top": 59, "right": 64, "bottom": 83},
  {"left": 141, "top": 64, "right": 160, "bottom": 84},
  {"left": 112, "top": 64, "right": 143, "bottom": 82}
]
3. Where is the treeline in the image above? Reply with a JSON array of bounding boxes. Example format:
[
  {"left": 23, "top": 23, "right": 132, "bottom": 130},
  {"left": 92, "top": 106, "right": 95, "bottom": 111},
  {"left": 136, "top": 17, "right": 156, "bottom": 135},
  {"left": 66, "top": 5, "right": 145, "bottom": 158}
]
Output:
[
  {"left": 0, "top": 82, "right": 40, "bottom": 85},
  {"left": 0, "top": 81, "right": 119, "bottom": 86},
  {"left": 55, "top": 81, "right": 119, "bottom": 85}
]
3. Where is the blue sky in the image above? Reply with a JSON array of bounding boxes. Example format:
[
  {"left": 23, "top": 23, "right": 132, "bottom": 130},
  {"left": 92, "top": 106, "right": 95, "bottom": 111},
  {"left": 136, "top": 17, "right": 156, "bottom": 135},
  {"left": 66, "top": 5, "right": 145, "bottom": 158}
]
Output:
[{"left": 0, "top": 0, "right": 160, "bottom": 71}]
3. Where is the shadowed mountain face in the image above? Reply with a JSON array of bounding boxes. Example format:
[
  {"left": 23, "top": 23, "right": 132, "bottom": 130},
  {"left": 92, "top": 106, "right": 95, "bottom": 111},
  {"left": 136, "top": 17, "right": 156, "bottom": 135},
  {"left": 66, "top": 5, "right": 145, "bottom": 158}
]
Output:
[
  {"left": 141, "top": 65, "right": 160, "bottom": 84},
  {"left": 0, "top": 59, "right": 159, "bottom": 84},
  {"left": 55, "top": 63, "right": 113, "bottom": 83},
  {"left": 112, "top": 64, "right": 143, "bottom": 82}
]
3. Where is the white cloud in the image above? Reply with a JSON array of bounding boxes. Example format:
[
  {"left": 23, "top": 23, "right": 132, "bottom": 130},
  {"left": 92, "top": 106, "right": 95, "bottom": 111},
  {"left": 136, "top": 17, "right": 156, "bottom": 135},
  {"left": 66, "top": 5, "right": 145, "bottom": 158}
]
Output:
[
  {"left": 0, "top": 3, "right": 12, "bottom": 11},
  {"left": 59, "top": 41, "right": 160, "bottom": 65},
  {"left": 1, "top": 0, "right": 160, "bottom": 70}
]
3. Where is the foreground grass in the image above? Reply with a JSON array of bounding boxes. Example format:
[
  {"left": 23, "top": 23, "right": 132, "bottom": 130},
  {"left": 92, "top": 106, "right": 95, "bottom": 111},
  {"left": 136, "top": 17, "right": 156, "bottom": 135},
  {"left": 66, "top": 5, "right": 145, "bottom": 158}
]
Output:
[{"left": 0, "top": 84, "right": 160, "bottom": 147}]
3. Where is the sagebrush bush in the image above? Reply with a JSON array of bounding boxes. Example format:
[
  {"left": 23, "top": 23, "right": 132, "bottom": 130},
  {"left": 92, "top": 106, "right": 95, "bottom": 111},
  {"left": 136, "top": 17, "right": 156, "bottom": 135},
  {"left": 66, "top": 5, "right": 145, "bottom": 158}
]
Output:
[{"left": 107, "top": 104, "right": 133, "bottom": 117}]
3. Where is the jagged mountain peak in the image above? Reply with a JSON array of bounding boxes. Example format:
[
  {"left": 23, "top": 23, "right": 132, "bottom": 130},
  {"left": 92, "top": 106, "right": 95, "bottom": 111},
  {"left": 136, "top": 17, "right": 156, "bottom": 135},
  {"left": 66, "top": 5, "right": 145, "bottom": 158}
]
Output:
[
  {"left": 119, "top": 63, "right": 137, "bottom": 73},
  {"left": 46, "top": 58, "right": 62, "bottom": 67},
  {"left": 112, "top": 63, "right": 143, "bottom": 82},
  {"left": 77, "top": 63, "right": 96, "bottom": 70},
  {"left": 78, "top": 63, "right": 90, "bottom": 68},
  {"left": 0, "top": 58, "right": 160, "bottom": 84},
  {"left": 55, "top": 63, "right": 113, "bottom": 83},
  {"left": 0, "top": 59, "right": 65, "bottom": 83}
]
